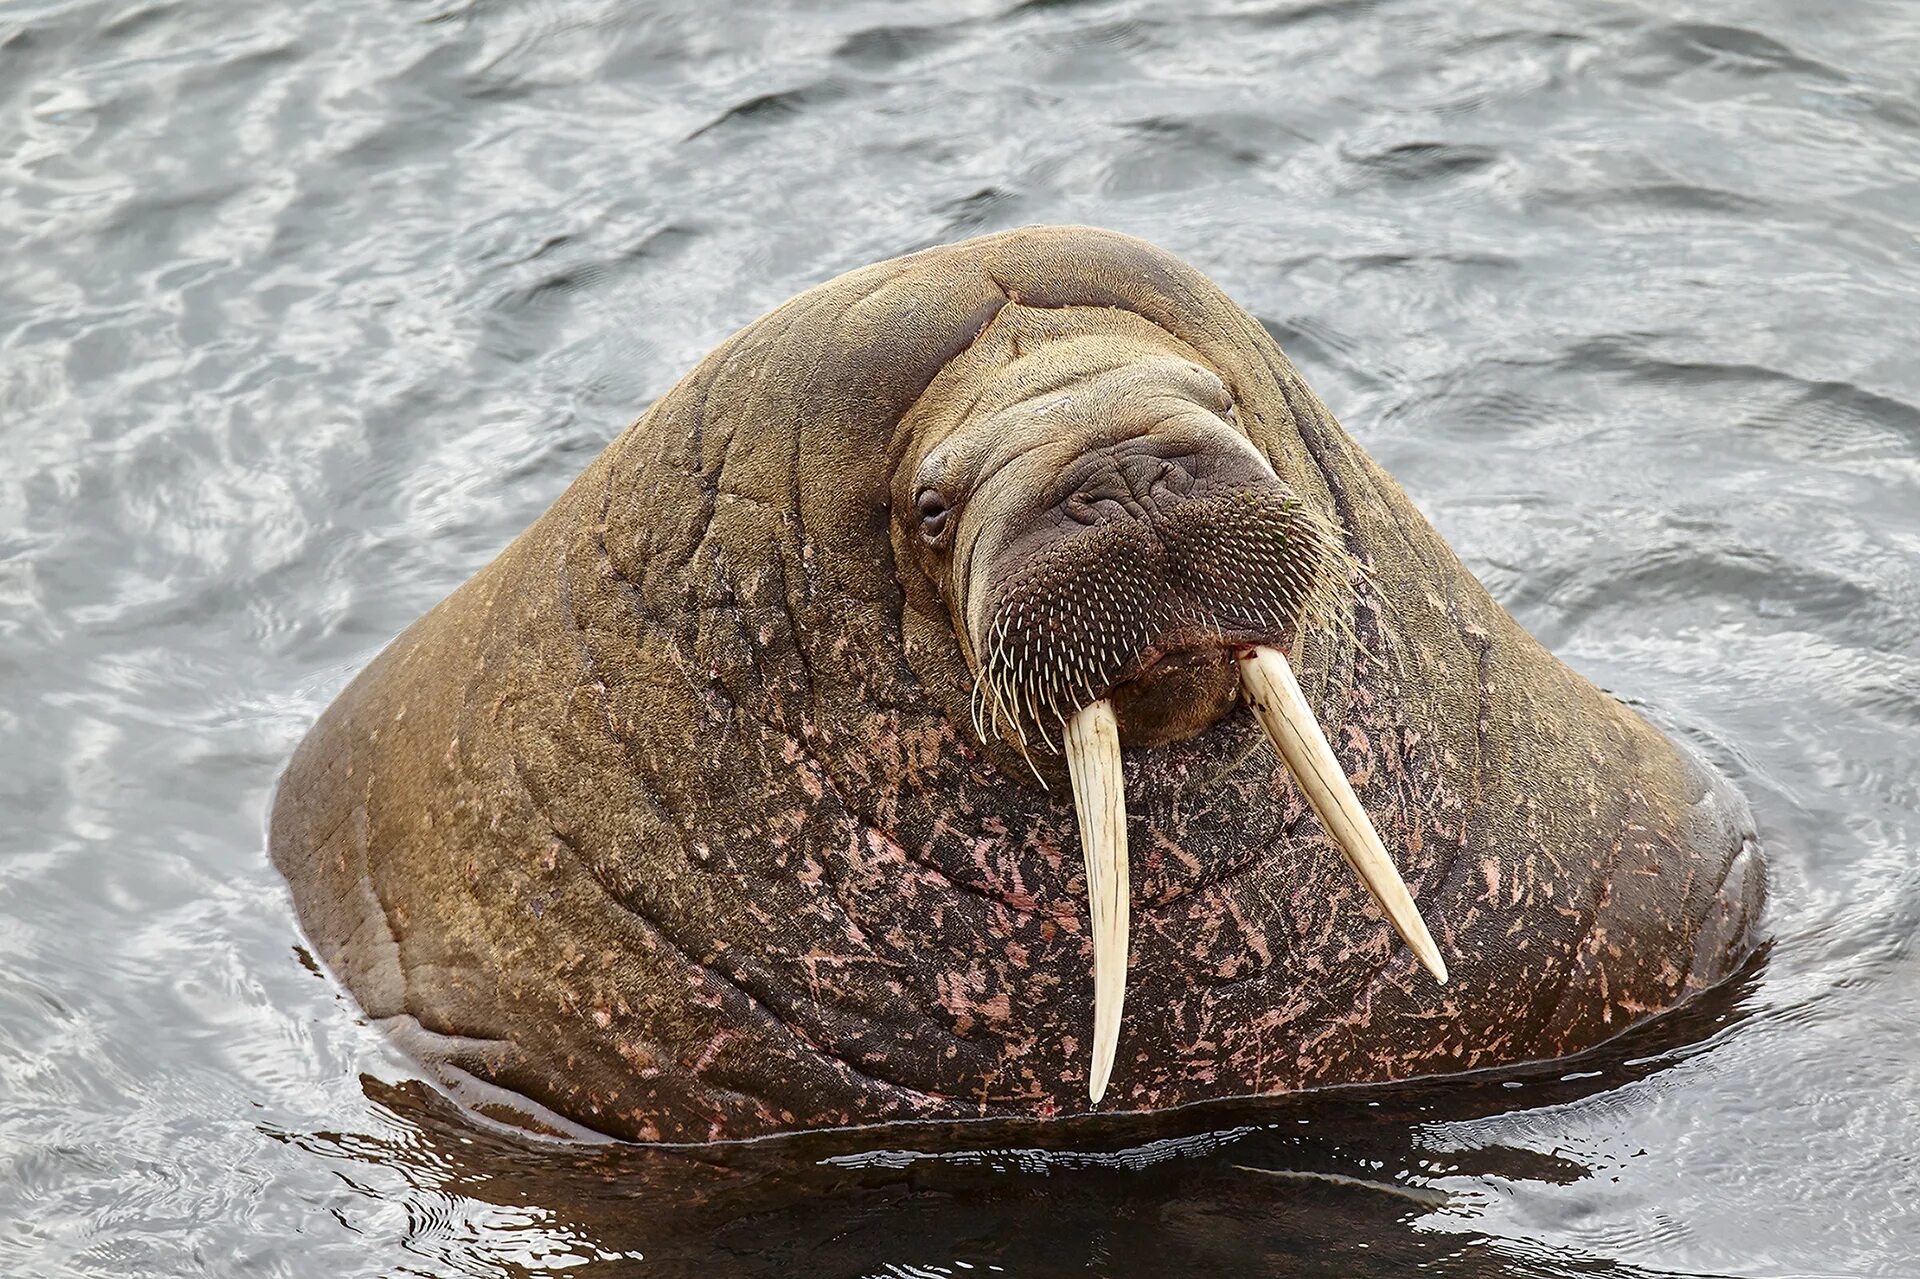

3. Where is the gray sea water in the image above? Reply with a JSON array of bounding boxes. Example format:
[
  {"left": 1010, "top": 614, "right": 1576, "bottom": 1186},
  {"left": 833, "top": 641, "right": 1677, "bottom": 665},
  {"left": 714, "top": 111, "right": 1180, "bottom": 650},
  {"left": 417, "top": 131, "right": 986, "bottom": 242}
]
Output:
[{"left": 4, "top": 0, "right": 1919, "bottom": 1274}]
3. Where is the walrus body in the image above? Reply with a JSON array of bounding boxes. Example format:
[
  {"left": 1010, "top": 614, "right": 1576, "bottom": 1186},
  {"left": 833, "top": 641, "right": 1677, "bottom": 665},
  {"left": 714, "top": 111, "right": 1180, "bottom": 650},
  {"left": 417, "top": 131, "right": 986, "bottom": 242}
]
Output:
[{"left": 272, "top": 226, "right": 1763, "bottom": 1143}]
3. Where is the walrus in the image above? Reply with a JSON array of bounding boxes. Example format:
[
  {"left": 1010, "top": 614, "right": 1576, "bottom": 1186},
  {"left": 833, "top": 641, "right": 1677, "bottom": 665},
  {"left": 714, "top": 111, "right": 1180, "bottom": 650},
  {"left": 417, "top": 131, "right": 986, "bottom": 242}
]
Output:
[{"left": 271, "top": 225, "right": 1764, "bottom": 1143}]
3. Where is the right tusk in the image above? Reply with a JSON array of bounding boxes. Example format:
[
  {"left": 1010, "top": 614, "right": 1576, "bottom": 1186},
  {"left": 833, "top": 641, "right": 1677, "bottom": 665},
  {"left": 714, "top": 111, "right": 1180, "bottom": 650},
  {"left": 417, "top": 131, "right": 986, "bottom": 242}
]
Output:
[
  {"left": 1063, "top": 698, "right": 1130, "bottom": 1104},
  {"left": 1237, "top": 645, "right": 1448, "bottom": 984}
]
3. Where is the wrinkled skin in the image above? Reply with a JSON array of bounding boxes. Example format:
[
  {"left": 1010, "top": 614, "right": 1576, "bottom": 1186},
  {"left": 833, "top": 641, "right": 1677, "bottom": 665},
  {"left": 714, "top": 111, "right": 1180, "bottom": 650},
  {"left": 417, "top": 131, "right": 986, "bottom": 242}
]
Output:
[{"left": 271, "top": 226, "right": 1763, "bottom": 1143}]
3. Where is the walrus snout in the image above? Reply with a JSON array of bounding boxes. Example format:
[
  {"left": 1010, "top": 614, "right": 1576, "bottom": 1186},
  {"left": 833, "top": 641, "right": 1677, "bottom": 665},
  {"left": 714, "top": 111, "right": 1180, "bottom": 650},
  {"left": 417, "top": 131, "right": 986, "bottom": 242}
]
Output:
[{"left": 969, "top": 479, "right": 1354, "bottom": 758}]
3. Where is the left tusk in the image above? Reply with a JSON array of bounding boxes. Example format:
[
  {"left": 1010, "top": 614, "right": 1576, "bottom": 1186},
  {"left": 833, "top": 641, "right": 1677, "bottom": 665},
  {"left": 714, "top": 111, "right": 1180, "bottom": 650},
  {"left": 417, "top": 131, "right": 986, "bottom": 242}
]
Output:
[
  {"left": 1237, "top": 644, "right": 1448, "bottom": 984},
  {"left": 1063, "top": 698, "right": 1130, "bottom": 1104}
]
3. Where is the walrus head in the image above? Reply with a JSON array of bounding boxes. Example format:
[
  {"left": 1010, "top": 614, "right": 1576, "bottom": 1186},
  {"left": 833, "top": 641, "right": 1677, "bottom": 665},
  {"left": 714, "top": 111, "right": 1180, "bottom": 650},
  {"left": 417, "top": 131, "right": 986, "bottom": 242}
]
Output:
[{"left": 893, "top": 308, "right": 1446, "bottom": 1101}]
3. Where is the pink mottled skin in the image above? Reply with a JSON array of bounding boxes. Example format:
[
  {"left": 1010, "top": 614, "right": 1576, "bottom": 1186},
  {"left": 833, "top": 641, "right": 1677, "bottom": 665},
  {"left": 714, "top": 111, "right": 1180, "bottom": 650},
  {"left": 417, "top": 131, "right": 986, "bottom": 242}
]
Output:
[{"left": 271, "top": 227, "right": 1763, "bottom": 1143}]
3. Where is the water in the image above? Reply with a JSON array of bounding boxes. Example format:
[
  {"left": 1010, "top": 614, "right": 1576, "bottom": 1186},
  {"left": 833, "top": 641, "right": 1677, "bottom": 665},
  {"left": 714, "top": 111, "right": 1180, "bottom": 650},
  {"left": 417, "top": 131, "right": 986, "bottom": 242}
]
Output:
[{"left": 3, "top": 0, "right": 1918, "bottom": 1273}]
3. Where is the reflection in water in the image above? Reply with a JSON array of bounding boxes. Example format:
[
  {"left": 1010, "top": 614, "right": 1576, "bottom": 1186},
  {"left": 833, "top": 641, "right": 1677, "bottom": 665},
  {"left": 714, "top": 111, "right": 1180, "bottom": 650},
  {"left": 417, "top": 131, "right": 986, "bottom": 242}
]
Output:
[{"left": 281, "top": 958, "right": 1761, "bottom": 1277}]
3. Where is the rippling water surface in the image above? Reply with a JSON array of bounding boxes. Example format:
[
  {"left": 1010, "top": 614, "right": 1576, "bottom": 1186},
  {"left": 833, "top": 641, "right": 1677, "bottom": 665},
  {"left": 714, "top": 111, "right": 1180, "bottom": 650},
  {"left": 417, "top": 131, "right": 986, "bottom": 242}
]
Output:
[{"left": 4, "top": 0, "right": 1919, "bottom": 1273}]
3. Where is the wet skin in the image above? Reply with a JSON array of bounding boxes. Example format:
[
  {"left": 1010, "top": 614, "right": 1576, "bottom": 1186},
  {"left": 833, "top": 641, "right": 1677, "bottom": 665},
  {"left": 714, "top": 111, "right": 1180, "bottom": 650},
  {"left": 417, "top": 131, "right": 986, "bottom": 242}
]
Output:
[{"left": 270, "top": 227, "right": 1764, "bottom": 1143}]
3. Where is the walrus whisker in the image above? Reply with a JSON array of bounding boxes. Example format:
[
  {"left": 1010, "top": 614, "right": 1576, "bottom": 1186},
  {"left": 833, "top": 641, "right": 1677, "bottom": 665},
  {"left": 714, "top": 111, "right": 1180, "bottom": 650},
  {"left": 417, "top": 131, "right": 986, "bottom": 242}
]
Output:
[
  {"left": 979, "top": 626, "right": 1048, "bottom": 785},
  {"left": 1063, "top": 697, "right": 1129, "bottom": 1103},
  {"left": 1236, "top": 644, "right": 1447, "bottom": 984},
  {"left": 969, "top": 676, "right": 990, "bottom": 745},
  {"left": 1023, "top": 678, "right": 1061, "bottom": 755}
]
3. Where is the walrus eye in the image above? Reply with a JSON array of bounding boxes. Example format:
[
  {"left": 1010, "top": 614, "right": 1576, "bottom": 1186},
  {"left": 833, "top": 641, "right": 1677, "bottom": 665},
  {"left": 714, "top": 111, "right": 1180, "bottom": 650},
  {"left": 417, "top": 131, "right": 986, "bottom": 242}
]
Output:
[{"left": 917, "top": 488, "right": 952, "bottom": 546}]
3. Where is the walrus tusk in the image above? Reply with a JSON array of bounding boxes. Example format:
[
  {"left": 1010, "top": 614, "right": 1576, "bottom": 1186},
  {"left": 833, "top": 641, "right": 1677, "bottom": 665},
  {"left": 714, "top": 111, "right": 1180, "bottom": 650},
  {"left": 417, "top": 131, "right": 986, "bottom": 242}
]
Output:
[
  {"left": 1237, "top": 645, "right": 1449, "bottom": 984},
  {"left": 1064, "top": 698, "right": 1130, "bottom": 1104}
]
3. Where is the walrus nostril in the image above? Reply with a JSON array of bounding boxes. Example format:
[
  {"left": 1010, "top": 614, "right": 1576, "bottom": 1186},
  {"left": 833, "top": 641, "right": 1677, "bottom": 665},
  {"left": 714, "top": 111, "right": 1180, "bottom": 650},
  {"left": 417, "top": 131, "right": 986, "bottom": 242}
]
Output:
[{"left": 1065, "top": 449, "right": 1201, "bottom": 524}]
